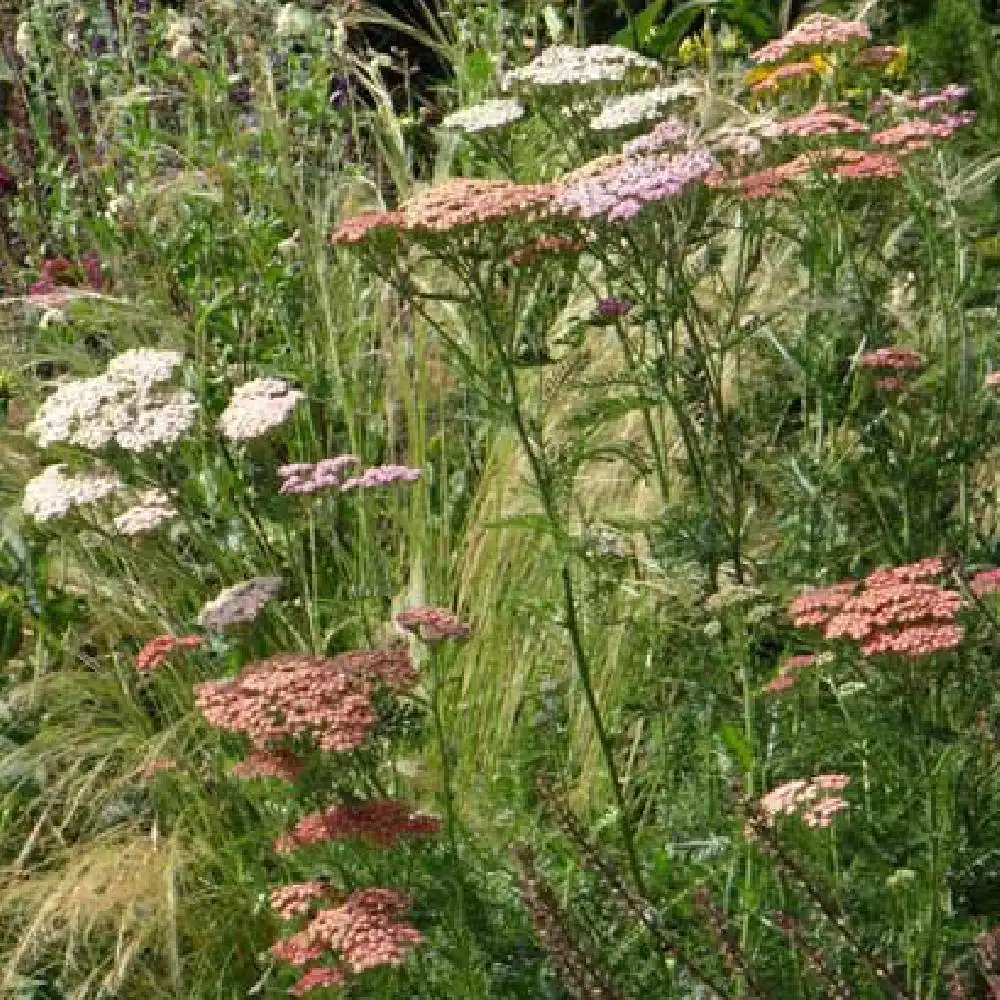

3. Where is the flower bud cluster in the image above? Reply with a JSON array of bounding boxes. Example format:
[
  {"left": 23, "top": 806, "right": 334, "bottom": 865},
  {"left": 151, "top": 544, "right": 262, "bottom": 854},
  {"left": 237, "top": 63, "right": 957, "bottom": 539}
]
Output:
[{"left": 395, "top": 605, "right": 470, "bottom": 641}]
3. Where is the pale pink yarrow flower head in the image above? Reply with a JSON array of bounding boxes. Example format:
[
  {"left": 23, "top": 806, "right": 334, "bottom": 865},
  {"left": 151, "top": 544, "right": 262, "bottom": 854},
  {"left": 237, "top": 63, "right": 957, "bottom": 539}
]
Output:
[
  {"left": 340, "top": 464, "right": 422, "bottom": 491},
  {"left": 197, "top": 575, "right": 283, "bottom": 630},
  {"left": 114, "top": 488, "right": 177, "bottom": 536},
  {"left": 279, "top": 455, "right": 360, "bottom": 494}
]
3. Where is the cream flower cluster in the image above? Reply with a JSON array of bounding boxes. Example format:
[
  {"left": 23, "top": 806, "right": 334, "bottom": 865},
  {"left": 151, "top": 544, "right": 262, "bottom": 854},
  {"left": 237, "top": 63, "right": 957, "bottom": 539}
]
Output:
[
  {"left": 441, "top": 98, "right": 525, "bottom": 134},
  {"left": 27, "top": 349, "right": 196, "bottom": 454},
  {"left": 502, "top": 44, "right": 659, "bottom": 92},
  {"left": 114, "top": 489, "right": 178, "bottom": 537},
  {"left": 23, "top": 464, "right": 121, "bottom": 523},
  {"left": 217, "top": 377, "right": 304, "bottom": 441},
  {"left": 590, "top": 82, "right": 700, "bottom": 132}
]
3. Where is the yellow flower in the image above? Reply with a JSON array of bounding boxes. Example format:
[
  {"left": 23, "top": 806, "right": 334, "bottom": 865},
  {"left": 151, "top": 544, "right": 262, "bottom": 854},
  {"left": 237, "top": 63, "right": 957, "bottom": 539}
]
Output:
[
  {"left": 886, "top": 44, "right": 908, "bottom": 78},
  {"left": 744, "top": 65, "right": 773, "bottom": 88}
]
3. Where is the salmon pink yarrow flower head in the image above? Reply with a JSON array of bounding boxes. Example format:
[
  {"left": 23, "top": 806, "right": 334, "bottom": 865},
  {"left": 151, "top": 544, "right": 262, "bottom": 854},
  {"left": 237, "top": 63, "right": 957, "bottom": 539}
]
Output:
[
  {"left": 748, "top": 60, "right": 818, "bottom": 94},
  {"left": 395, "top": 606, "right": 470, "bottom": 641},
  {"left": 281, "top": 889, "right": 422, "bottom": 975},
  {"left": 762, "top": 653, "right": 817, "bottom": 695},
  {"left": 798, "top": 558, "right": 965, "bottom": 658},
  {"left": 289, "top": 967, "right": 346, "bottom": 995},
  {"left": 136, "top": 633, "right": 203, "bottom": 672},
  {"left": 231, "top": 748, "right": 304, "bottom": 782},
  {"left": 328, "top": 646, "right": 417, "bottom": 691},
  {"left": 195, "top": 652, "right": 377, "bottom": 752},
  {"left": 197, "top": 575, "right": 283, "bottom": 630},
  {"left": 872, "top": 114, "right": 976, "bottom": 150},
  {"left": 788, "top": 581, "right": 857, "bottom": 627},
  {"left": 760, "top": 105, "right": 867, "bottom": 139},
  {"left": 860, "top": 347, "right": 925, "bottom": 371},
  {"left": 971, "top": 568, "right": 1000, "bottom": 596},
  {"left": 279, "top": 455, "right": 360, "bottom": 494},
  {"left": 23, "top": 464, "right": 121, "bottom": 522},
  {"left": 986, "top": 372, "right": 1000, "bottom": 389},
  {"left": 276, "top": 799, "right": 441, "bottom": 852},
  {"left": 749, "top": 13, "right": 870, "bottom": 65},
  {"left": 218, "top": 377, "right": 304, "bottom": 441},
  {"left": 757, "top": 774, "right": 850, "bottom": 828},
  {"left": 270, "top": 882, "right": 337, "bottom": 920}
]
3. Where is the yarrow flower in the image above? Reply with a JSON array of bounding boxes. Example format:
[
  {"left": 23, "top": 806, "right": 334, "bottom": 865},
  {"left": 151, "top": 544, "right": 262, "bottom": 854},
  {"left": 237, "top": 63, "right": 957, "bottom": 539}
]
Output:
[
  {"left": 194, "top": 652, "right": 378, "bottom": 752},
  {"left": 986, "top": 372, "right": 1000, "bottom": 389},
  {"left": 594, "top": 296, "right": 634, "bottom": 319},
  {"left": 289, "top": 966, "right": 346, "bottom": 996},
  {"left": 329, "top": 179, "right": 560, "bottom": 245},
  {"left": 231, "top": 748, "right": 305, "bottom": 782},
  {"left": 871, "top": 113, "right": 976, "bottom": 151},
  {"left": 340, "top": 464, "right": 422, "bottom": 490},
  {"left": 760, "top": 105, "right": 867, "bottom": 139},
  {"left": 501, "top": 44, "right": 659, "bottom": 92},
  {"left": 440, "top": 98, "right": 524, "bottom": 134},
  {"left": 270, "top": 882, "right": 337, "bottom": 920},
  {"left": 23, "top": 463, "right": 121, "bottom": 522},
  {"left": 859, "top": 347, "right": 925, "bottom": 371},
  {"left": 748, "top": 60, "right": 820, "bottom": 94},
  {"left": 971, "top": 568, "right": 1000, "bottom": 596},
  {"left": 913, "top": 84, "right": 970, "bottom": 111},
  {"left": 508, "top": 235, "right": 585, "bottom": 267},
  {"left": 395, "top": 605, "right": 470, "bottom": 641},
  {"left": 218, "top": 377, "right": 304, "bottom": 441},
  {"left": 197, "top": 575, "right": 283, "bottom": 630},
  {"left": 114, "top": 488, "right": 177, "bottom": 536},
  {"left": 276, "top": 799, "right": 442, "bottom": 853},
  {"left": 791, "top": 558, "right": 965, "bottom": 658},
  {"left": 29, "top": 251, "right": 103, "bottom": 296},
  {"left": 26, "top": 350, "right": 196, "bottom": 453},
  {"left": 555, "top": 148, "right": 717, "bottom": 221},
  {"left": 762, "top": 653, "right": 817, "bottom": 694},
  {"left": 135, "top": 633, "right": 203, "bottom": 672},
  {"left": 622, "top": 118, "right": 687, "bottom": 156},
  {"left": 757, "top": 774, "right": 851, "bottom": 828},
  {"left": 589, "top": 84, "right": 699, "bottom": 132},
  {"left": 749, "top": 13, "right": 870, "bottom": 65},
  {"left": 279, "top": 455, "right": 360, "bottom": 494},
  {"left": 275, "top": 888, "right": 422, "bottom": 975}
]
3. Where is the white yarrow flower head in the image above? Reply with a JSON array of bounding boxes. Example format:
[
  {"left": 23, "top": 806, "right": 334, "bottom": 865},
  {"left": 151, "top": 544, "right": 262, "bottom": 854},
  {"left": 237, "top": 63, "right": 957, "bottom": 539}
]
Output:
[
  {"left": 26, "top": 350, "right": 196, "bottom": 454},
  {"left": 114, "top": 489, "right": 178, "bottom": 537},
  {"left": 106, "top": 349, "right": 184, "bottom": 391},
  {"left": 23, "top": 464, "right": 121, "bottom": 523},
  {"left": 502, "top": 44, "right": 660, "bottom": 93},
  {"left": 441, "top": 99, "right": 525, "bottom": 134},
  {"left": 198, "top": 575, "right": 284, "bottom": 630},
  {"left": 217, "top": 377, "right": 304, "bottom": 441},
  {"left": 590, "top": 83, "right": 701, "bottom": 131}
]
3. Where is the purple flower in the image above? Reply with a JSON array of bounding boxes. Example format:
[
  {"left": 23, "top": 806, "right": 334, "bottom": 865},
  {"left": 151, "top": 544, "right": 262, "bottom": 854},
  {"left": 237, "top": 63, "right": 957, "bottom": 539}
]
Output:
[
  {"left": 279, "top": 455, "right": 360, "bottom": 495},
  {"left": 915, "top": 84, "right": 970, "bottom": 111},
  {"left": 556, "top": 148, "right": 718, "bottom": 221},
  {"left": 595, "top": 296, "right": 634, "bottom": 319},
  {"left": 340, "top": 465, "right": 423, "bottom": 491}
]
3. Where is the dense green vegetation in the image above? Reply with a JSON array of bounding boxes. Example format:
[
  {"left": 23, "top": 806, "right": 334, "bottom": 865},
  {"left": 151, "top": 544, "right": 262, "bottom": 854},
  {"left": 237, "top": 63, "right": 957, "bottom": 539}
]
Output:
[{"left": 2, "top": 1, "right": 1000, "bottom": 998}]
